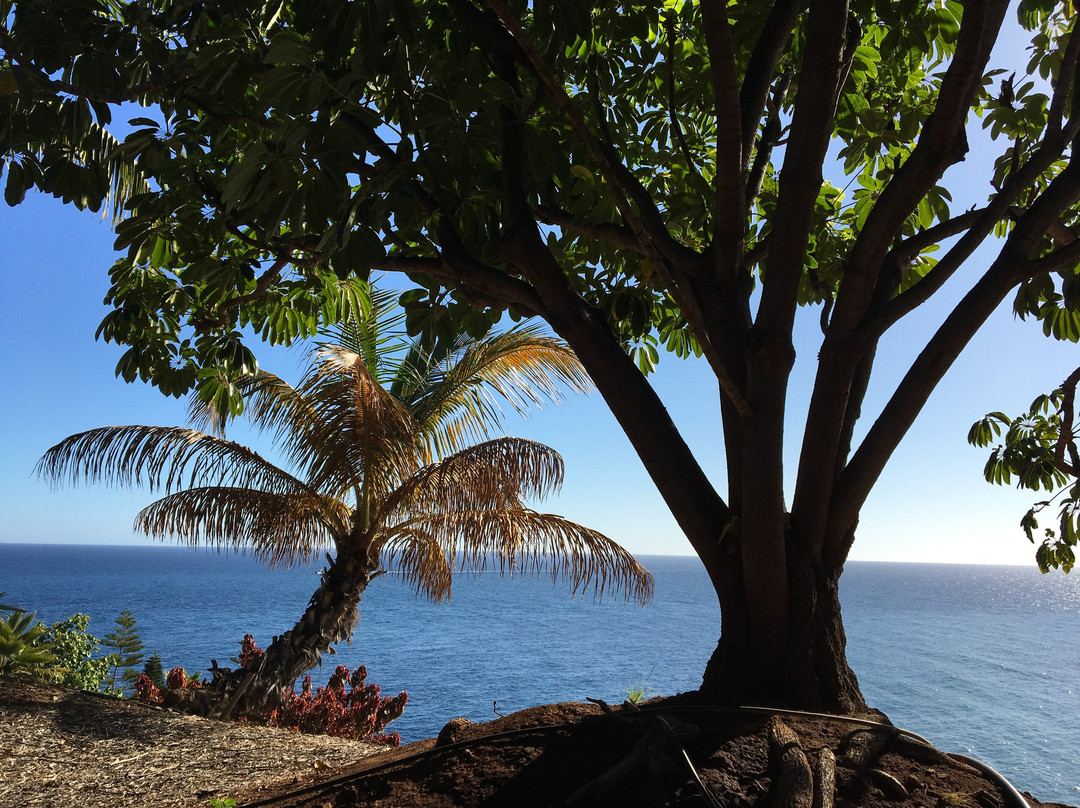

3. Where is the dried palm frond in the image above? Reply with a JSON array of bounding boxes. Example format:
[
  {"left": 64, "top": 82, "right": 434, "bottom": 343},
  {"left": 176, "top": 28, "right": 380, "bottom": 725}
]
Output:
[
  {"left": 297, "top": 346, "right": 419, "bottom": 497},
  {"left": 381, "top": 437, "right": 565, "bottom": 522},
  {"left": 37, "top": 426, "right": 301, "bottom": 495},
  {"left": 378, "top": 529, "right": 455, "bottom": 602},
  {"left": 382, "top": 509, "right": 654, "bottom": 605},
  {"left": 403, "top": 325, "right": 592, "bottom": 461},
  {"left": 135, "top": 487, "right": 346, "bottom": 567}
]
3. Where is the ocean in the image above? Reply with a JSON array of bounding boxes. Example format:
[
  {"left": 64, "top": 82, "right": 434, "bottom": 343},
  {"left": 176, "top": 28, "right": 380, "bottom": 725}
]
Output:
[{"left": 1, "top": 544, "right": 1077, "bottom": 805}]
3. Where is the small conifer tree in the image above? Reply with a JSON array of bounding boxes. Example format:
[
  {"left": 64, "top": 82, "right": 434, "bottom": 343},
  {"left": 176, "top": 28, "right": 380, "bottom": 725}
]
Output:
[
  {"left": 101, "top": 610, "right": 144, "bottom": 693},
  {"left": 142, "top": 650, "right": 166, "bottom": 691}
]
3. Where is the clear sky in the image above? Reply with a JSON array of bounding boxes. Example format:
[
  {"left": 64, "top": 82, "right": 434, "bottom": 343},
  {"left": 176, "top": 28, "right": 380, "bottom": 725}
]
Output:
[{"left": 2, "top": 21, "right": 1077, "bottom": 567}]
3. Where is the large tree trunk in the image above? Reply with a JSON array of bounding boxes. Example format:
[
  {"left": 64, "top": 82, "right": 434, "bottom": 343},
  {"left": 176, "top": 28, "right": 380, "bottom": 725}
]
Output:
[
  {"left": 700, "top": 547, "right": 866, "bottom": 714},
  {"left": 192, "top": 546, "right": 375, "bottom": 717}
]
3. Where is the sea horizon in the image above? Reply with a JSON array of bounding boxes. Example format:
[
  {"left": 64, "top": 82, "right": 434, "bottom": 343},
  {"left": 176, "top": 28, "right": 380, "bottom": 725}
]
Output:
[{"left": 0, "top": 539, "right": 1043, "bottom": 567}]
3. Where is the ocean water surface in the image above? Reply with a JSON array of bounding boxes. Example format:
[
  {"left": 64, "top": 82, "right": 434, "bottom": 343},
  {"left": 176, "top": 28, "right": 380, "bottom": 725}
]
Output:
[{"left": 1, "top": 544, "right": 1077, "bottom": 804}]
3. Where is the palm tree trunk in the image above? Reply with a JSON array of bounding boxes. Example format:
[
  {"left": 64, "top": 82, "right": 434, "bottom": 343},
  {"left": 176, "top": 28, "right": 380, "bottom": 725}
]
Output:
[{"left": 199, "top": 547, "right": 374, "bottom": 717}]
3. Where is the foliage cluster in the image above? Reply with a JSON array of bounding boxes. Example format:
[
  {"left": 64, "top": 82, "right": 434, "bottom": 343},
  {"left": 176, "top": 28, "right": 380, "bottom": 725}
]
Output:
[
  {"left": 0, "top": 597, "right": 151, "bottom": 693},
  {"left": 40, "top": 613, "right": 112, "bottom": 691},
  {"left": 970, "top": 368, "right": 1080, "bottom": 573},
  {"left": 135, "top": 634, "right": 406, "bottom": 745}
]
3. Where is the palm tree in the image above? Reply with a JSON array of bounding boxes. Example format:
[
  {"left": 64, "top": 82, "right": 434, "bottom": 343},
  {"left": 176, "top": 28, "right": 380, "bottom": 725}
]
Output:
[{"left": 38, "top": 297, "right": 653, "bottom": 715}]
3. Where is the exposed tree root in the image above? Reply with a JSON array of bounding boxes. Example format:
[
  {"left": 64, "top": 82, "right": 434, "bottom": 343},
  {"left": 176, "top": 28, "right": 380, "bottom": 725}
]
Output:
[
  {"left": 814, "top": 748, "right": 836, "bottom": 808},
  {"left": 768, "top": 717, "right": 815, "bottom": 808}
]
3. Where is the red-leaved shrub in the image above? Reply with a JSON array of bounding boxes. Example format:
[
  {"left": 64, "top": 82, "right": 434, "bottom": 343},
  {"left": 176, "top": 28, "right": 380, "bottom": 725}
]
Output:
[{"left": 134, "top": 634, "right": 407, "bottom": 746}]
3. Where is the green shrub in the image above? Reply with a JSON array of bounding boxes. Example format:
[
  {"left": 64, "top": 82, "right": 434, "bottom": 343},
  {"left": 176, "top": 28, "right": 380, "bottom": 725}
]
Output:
[{"left": 40, "top": 614, "right": 110, "bottom": 691}]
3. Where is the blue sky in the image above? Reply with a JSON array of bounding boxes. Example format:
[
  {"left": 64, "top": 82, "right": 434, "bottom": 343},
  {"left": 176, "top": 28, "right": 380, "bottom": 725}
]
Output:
[
  {"left": 1, "top": 185, "right": 1075, "bottom": 567},
  {"left": 2, "top": 19, "right": 1077, "bottom": 566}
]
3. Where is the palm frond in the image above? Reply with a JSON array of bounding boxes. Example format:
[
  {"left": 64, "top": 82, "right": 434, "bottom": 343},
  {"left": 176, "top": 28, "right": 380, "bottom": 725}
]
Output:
[
  {"left": 320, "top": 284, "right": 407, "bottom": 382},
  {"left": 378, "top": 529, "right": 454, "bottom": 602},
  {"left": 296, "top": 345, "right": 420, "bottom": 497},
  {"left": 403, "top": 324, "right": 593, "bottom": 461},
  {"left": 37, "top": 425, "right": 304, "bottom": 495},
  {"left": 135, "top": 487, "right": 347, "bottom": 567},
  {"left": 381, "top": 437, "right": 565, "bottom": 523},
  {"left": 383, "top": 509, "right": 654, "bottom": 604}
]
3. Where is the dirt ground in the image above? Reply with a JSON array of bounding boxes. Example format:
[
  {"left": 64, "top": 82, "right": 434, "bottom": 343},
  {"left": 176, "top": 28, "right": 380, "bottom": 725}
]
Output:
[
  {"left": 0, "top": 677, "right": 387, "bottom": 807},
  {"left": 2, "top": 677, "right": 1075, "bottom": 808}
]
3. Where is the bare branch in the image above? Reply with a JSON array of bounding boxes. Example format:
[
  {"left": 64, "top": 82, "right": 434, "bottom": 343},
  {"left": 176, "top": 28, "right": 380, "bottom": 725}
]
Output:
[
  {"left": 756, "top": 0, "right": 850, "bottom": 335},
  {"left": 1026, "top": 236, "right": 1080, "bottom": 276},
  {"left": 745, "top": 71, "right": 792, "bottom": 209},
  {"left": 858, "top": 113, "right": 1080, "bottom": 345},
  {"left": 1048, "top": 20, "right": 1080, "bottom": 135},
  {"left": 664, "top": 15, "right": 705, "bottom": 184},
  {"left": 1054, "top": 366, "right": 1080, "bottom": 476}
]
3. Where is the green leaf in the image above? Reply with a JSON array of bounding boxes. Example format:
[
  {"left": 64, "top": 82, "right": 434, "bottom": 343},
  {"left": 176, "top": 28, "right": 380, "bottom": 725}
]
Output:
[{"left": 3, "top": 160, "right": 26, "bottom": 206}]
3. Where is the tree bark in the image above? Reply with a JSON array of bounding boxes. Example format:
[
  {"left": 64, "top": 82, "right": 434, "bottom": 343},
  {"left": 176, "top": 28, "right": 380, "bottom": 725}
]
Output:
[{"left": 700, "top": 544, "right": 866, "bottom": 714}]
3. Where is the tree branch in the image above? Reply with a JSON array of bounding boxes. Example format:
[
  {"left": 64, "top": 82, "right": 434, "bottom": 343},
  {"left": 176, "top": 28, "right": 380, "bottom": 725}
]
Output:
[
  {"left": 498, "top": 228, "right": 733, "bottom": 562},
  {"left": 745, "top": 71, "right": 792, "bottom": 210},
  {"left": 484, "top": 0, "right": 691, "bottom": 270},
  {"left": 1027, "top": 236, "right": 1080, "bottom": 276},
  {"left": 883, "top": 209, "right": 985, "bottom": 268},
  {"left": 194, "top": 257, "right": 289, "bottom": 332},
  {"left": 486, "top": 0, "right": 750, "bottom": 417},
  {"left": 857, "top": 111, "right": 1080, "bottom": 346},
  {"left": 534, "top": 206, "right": 642, "bottom": 252},
  {"left": 376, "top": 252, "right": 545, "bottom": 318},
  {"left": 1048, "top": 19, "right": 1080, "bottom": 136},
  {"left": 664, "top": 15, "right": 705, "bottom": 185},
  {"left": 828, "top": 148, "right": 1080, "bottom": 559},
  {"left": 737, "top": 0, "right": 802, "bottom": 169},
  {"left": 830, "top": 0, "right": 1009, "bottom": 336},
  {"left": 1054, "top": 366, "right": 1080, "bottom": 476},
  {"left": 701, "top": 0, "right": 745, "bottom": 264},
  {"left": 755, "top": 0, "right": 850, "bottom": 336}
]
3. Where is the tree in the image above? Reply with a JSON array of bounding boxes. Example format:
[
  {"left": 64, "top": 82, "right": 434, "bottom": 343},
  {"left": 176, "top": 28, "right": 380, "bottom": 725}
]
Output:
[
  {"left": 37, "top": 300, "right": 652, "bottom": 714},
  {"left": 7, "top": 0, "right": 1080, "bottom": 712},
  {"left": 142, "top": 650, "right": 166, "bottom": 692},
  {"left": 101, "top": 609, "right": 146, "bottom": 693}
]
